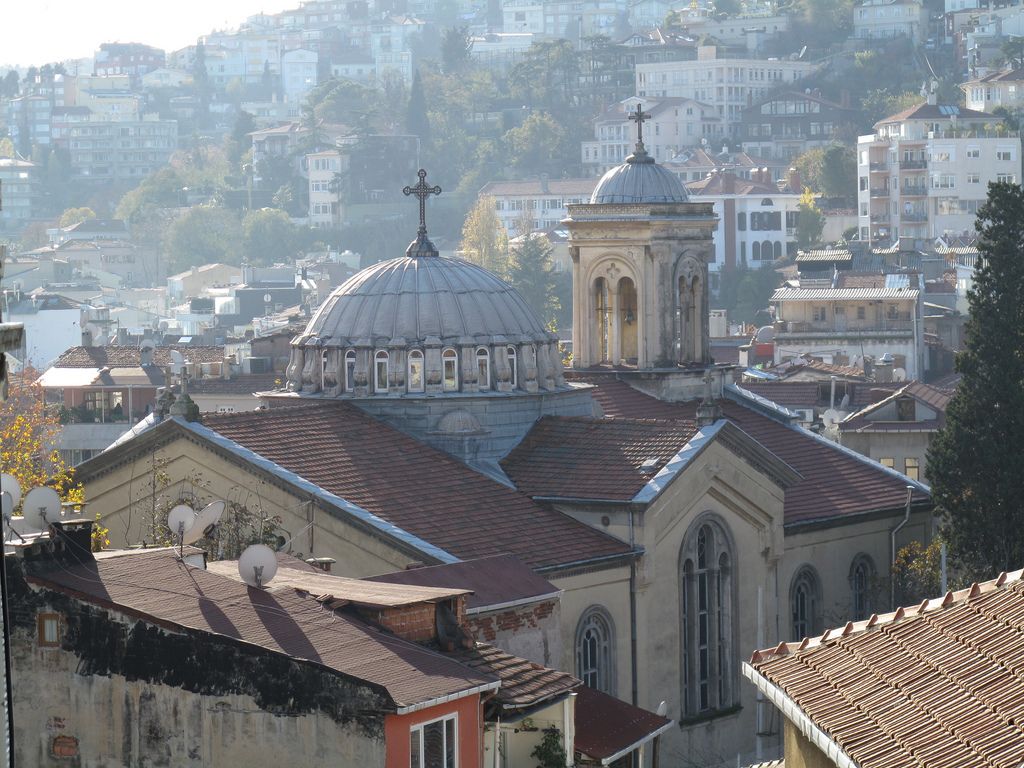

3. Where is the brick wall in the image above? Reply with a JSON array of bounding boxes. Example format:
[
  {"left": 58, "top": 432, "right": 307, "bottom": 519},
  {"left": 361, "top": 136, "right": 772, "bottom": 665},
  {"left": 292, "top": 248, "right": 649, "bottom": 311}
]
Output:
[{"left": 466, "top": 599, "right": 560, "bottom": 666}]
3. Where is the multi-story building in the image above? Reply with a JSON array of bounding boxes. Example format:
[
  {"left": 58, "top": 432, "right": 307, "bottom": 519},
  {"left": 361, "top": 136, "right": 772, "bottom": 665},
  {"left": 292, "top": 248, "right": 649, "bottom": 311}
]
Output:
[
  {"left": 0, "top": 159, "right": 38, "bottom": 234},
  {"left": 477, "top": 178, "right": 596, "bottom": 234},
  {"left": 670, "top": 8, "right": 792, "bottom": 54},
  {"left": 281, "top": 48, "right": 319, "bottom": 101},
  {"left": 740, "top": 90, "right": 859, "bottom": 163},
  {"left": 852, "top": 0, "right": 928, "bottom": 43},
  {"left": 93, "top": 42, "right": 165, "bottom": 77},
  {"left": 962, "top": 68, "right": 1024, "bottom": 115},
  {"left": 582, "top": 96, "right": 724, "bottom": 172},
  {"left": 856, "top": 96, "right": 1021, "bottom": 243},
  {"left": 6, "top": 95, "right": 54, "bottom": 148},
  {"left": 502, "top": 0, "right": 544, "bottom": 33},
  {"left": 57, "top": 117, "right": 178, "bottom": 181},
  {"left": 307, "top": 149, "right": 342, "bottom": 228},
  {"left": 636, "top": 45, "right": 821, "bottom": 134},
  {"left": 663, "top": 147, "right": 793, "bottom": 183}
]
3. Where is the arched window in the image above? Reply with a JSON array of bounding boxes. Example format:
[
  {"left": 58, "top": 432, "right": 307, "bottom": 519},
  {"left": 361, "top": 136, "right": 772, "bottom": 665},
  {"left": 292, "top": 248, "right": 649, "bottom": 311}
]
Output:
[
  {"left": 344, "top": 350, "right": 356, "bottom": 392},
  {"left": 442, "top": 348, "right": 458, "bottom": 392},
  {"left": 407, "top": 350, "right": 424, "bottom": 393},
  {"left": 850, "top": 555, "right": 876, "bottom": 620},
  {"left": 773, "top": 241, "right": 782, "bottom": 260},
  {"left": 321, "top": 350, "right": 329, "bottom": 389},
  {"left": 761, "top": 197, "right": 774, "bottom": 206},
  {"left": 752, "top": 241, "right": 761, "bottom": 261},
  {"left": 680, "top": 519, "right": 735, "bottom": 716},
  {"left": 790, "top": 566, "right": 821, "bottom": 640},
  {"left": 374, "top": 350, "right": 389, "bottom": 394},
  {"left": 762, "top": 240, "right": 772, "bottom": 261},
  {"left": 507, "top": 346, "right": 518, "bottom": 389},
  {"left": 476, "top": 347, "right": 490, "bottom": 390},
  {"left": 576, "top": 607, "right": 615, "bottom": 694}
]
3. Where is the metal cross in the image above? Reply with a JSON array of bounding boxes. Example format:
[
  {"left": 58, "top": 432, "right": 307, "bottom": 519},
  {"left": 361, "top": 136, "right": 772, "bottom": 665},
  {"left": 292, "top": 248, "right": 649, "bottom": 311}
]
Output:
[
  {"left": 403, "top": 169, "right": 442, "bottom": 235},
  {"left": 629, "top": 104, "right": 651, "bottom": 145}
]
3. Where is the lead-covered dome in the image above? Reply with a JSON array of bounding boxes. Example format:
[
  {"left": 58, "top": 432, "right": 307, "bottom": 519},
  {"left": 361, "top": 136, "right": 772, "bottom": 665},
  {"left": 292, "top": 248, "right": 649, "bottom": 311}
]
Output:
[{"left": 590, "top": 144, "right": 688, "bottom": 204}]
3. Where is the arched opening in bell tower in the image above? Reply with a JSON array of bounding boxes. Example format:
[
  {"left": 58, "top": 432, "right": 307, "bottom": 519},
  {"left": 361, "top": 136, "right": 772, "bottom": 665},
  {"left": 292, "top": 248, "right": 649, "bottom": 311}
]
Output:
[
  {"left": 593, "top": 277, "right": 611, "bottom": 363},
  {"left": 618, "top": 277, "right": 638, "bottom": 365},
  {"left": 678, "top": 270, "right": 704, "bottom": 364}
]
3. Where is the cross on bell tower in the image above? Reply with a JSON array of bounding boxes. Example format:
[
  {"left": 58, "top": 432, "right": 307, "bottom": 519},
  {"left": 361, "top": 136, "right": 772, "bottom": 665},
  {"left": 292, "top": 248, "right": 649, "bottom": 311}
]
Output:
[{"left": 403, "top": 168, "right": 442, "bottom": 258}]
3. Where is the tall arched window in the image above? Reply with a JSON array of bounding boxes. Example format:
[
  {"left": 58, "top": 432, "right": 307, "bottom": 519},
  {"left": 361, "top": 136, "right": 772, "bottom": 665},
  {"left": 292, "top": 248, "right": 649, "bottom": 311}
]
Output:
[
  {"left": 476, "top": 347, "right": 490, "bottom": 390},
  {"left": 680, "top": 519, "right": 735, "bottom": 716},
  {"left": 374, "top": 350, "right": 389, "bottom": 394},
  {"left": 850, "top": 554, "right": 875, "bottom": 620},
  {"left": 790, "top": 566, "right": 821, "bottom": 640},
  {"left": 762, "top": 240, "right": 772, "bottom": 261},
  {"left": 773, "top": 241, "right": 782, "bottom": 260},
  {"left": 344, "top": 350, "right": 356, "bottom": 392},
  {"left": 442, "top": 349, "right": 458, "bottom": 392},
  {"left": 576, "top": 607, "right": 615, "bottom": 694},
  {"left": 752, "top": 241, "right": 761, "bottom": 261},
  {"left": 506, "top": 346, "right": 518, "bottom": 389},
  {"left": 407, "top": 350, "right": 424, "bottom": 393}
]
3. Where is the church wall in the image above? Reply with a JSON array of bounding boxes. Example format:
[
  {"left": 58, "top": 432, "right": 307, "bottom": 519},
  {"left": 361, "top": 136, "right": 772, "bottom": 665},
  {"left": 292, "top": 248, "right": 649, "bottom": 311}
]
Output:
[{"left": 467, "top": 599, "right": 562, "bottom": 669}]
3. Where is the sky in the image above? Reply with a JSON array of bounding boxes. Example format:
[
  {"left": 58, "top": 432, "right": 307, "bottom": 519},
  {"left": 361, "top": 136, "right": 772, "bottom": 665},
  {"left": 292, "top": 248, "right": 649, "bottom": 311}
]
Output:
[{"left": 1, "top": 0, "right": 299, "bottom": 69}]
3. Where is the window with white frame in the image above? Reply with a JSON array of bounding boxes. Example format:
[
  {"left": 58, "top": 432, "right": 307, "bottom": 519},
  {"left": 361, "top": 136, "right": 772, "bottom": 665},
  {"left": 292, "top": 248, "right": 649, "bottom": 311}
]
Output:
[
  {"left": 409, "top": 714, "right": 457, "bottom": 768},
  {"left": 576, "top": 607, "right": 615, "bottom": 694},
  {"left": 967, "top": 172, "right": 980, "bottom": 183},
  {"left": 506, "top": 346, "right": 517, "bottom": 388},
  {"left": 476, "top": 347, "right": 490, "bottom": 389},
  {"left": 790, "top": 566, "right": 821, "bottom": 640},
  {"left": 38, "top": 612, "right": 61, "bottom": 647},
  {"left": 442, "top": 349, "right": 458, "bottom": 392},
  {"left": 374, "top": 351, "right": 389, "bottom": 393},
  {"left": 997, "top": 173, "right": 1016, "bottom": 183},
  {"left": 344, "top": 350, "right": 356, "bottom": 392},
  {"left": 408, "top": 350, "right": 424, "bottom": 393}
]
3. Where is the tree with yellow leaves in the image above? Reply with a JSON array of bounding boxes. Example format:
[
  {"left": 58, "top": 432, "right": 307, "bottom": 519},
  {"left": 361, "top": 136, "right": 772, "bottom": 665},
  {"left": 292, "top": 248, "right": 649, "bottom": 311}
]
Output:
[{"left": 460, "top": 195, "right": 509, "bottom": 277}]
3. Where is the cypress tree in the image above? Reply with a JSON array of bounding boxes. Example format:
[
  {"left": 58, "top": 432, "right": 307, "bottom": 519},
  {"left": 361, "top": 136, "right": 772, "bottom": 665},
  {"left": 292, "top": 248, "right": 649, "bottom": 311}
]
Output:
[
  {"left": 927, "top": 182, "right": 1024, "bottom": 577},
  {"left": 405, "top": 71, "right": 431, "bottom": 147}
]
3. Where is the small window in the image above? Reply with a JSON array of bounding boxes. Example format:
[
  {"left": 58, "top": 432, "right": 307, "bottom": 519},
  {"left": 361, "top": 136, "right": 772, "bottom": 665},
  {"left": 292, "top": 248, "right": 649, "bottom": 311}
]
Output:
[
  {"left": 850, "top": 555, "right": 875, "bottom": 620},
  {"left": 506, "top": 346, "right": 518, "bottom": 388},
  {"left": 410, "top": 714, "right": 457, "bottom": 768},
  {"left": 374, "top": 351, "right": 389, "bottom": 394},
  {"left": 408, "top": 350, "right": 424, "bottom": 393},
  {"left": 857, "top": 306, "right": 866, "bottom": 320},
  {"left": 442, "top": 349, "right": 458, "bottom": 392},
  {"left": 737, "top": 212, "right": 746, "bottom": 231},
  {"left": 790, "top": 567, "right": 820, "bottom": 640},
  {"left": 880, "top": 457, "right": 895, "bottom": 469},
  {"left": 38, "top": 613, "right": 61, "bottom": 647},
  {"left": 344, "top": 350, "right": 356, "bottom": 392},
  {"left": 905, "top": 457, "right": 920, "bottom": 481},
  {"left": 476, "top": 347, "right": 490, "bottom": 390}
]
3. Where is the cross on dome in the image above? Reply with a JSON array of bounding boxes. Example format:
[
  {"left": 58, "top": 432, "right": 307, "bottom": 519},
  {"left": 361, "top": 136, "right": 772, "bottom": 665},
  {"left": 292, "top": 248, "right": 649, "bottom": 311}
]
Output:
[
  {"left": 628, "top": 104, "right": 651, "bottom": 146},
  {"left": 403, "top": 168, "right": 442, "bottom": 258}
]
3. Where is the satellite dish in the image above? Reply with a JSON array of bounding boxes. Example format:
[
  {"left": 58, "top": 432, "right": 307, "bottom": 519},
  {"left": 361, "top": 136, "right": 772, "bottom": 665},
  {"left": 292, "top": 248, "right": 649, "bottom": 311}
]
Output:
[
  {"left": 821, "top": 409, "right": 843, "bottom": 427},
  {"left": 238, "top": 544, "right": 278, "bottom": 588},
  {"left": 182, "top": 500, "right": 225, "bottom": 545},
  {"left": 656, "top": 700, "right": 668, "bottom": 717},
  {"left": 167, "top": 504, "right": 196, "bottom": 539},
  {"left": 1, "top": 474, "right": 22, "bottom": 510},
  {"left": 893, "top": 367, "right": 907, "bottom": 382},
  {"left": 754, "top": 325, "right": 775, "bottom": 343},
  {"left": 22, "top": 487, "right": 62, "bottom": 533},
  {"left": 169, "top": 349, "right": 185, "bottom": 376},
  {"left": 263, "top": 293, "right": 273, "bottom": 303}
]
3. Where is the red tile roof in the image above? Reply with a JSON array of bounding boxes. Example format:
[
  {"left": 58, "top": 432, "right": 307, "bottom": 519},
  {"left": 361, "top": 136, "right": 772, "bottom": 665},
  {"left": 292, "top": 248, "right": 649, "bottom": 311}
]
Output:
[
  {"left": 501, "top": 416, "right": 699, "bottom": 501},
  {"left": 366, "top": 555, "right": 560, "bottom": 612},
  {"left": 54, "top": 345, "right": 226, "bottom": 368},
  {"left": 569, "top": 374, "right": 930, "bottom": 525},
  {"left": 840, "top": 381, "right": 950, "bottom": 433},
  {"left": 738, "top": 382, "right": 822, "bottom": 409},
  {"left": 573, "top": 686, "right": 673, "bottom": 763},
  {"left": 199, "top": 403, "right": 633, "bottom": 569},
  {"left": 746, "top": 571, "right": 1024, "bottom": 768},
  {"left": 31, "top": 548, "right": 495, "bottom": 710},
  {"left": 451, "top": 643, "right": 580, "bottom": 710}
]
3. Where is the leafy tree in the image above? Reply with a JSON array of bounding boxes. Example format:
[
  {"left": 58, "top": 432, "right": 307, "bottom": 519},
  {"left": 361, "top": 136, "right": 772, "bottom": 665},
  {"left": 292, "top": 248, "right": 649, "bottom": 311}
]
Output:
[
  {"left": 794, "top": 144, "right": 856, "bottom": 201},
  {"left": 242, "top": 208, "right": 301, "bottom": 265},
  {"left": 226, "top": 110, "right": 256, "bottom": 168},
  {"left": 58, "top": 206, "right": 97, "bottom": 228},
  {"left": 795, "top": 189, "right": 825, "bottom": 248},
  {"left": 441, "top": 26, "right": 473, "bottom": 74},
  {"left": 503, "top": 112, "right": 571, "bottom": 177},
  {"left": 406, "top": 70, "right": 431, "bottom": 144},
  {"left": 460, "top": 195, "right": 508, "bottom": 276},
  {"left": 715, "top": 0, "right": 741, "bottom": 14},
  {"left": 715, "top": 266, "right": 781, "bottom": 325},
  {"left": 928, "top": 182, "right": 1024, "bottom": 579},
  {"left": 0, "top": 137, "right": 14, "bottom": 158},
  {"left": 507, "top": 233, "right": 559, "bottom": 326},
  {"left": 1, "top": 70, "right": 18, "bottom": 99},
  {"left": 531, "top": 726, "right": 569, "bottom": 768},
  {"left": 1001, "top": 36, "right": 1024, "bottom": 69},
  {"left": 164, "top": 206, "right": 243, "bottom": 270}
]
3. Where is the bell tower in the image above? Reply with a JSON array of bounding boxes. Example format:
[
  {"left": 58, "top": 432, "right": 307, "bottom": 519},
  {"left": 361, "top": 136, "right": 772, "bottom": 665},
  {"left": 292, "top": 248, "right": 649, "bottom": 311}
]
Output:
[{"left": 566, "top": 105, "right": 717, "bottom": 370}]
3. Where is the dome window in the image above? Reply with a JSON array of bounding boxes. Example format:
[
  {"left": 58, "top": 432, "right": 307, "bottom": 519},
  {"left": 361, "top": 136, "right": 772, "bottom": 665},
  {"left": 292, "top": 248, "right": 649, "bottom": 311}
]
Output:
[
  {"left": 442, "top": 348, "right": 459, "bottom": 392},
  {"left": 374, "top": 350, "right": 389, "bottom": 394},
  {"left": 344, "top": 350, "right": 356, "bottom": 392},
  {"left": 476, "top": 347, "right": 490, "bottom": 390},
  {"left": 408, "top": 350, "right": 424, "bottom": 393},
  {"left": 320, "top": 351, "right": 329, "bottom": 389},
  {"left": 507, "top": 346, "right": 518, "bottom": 388}
]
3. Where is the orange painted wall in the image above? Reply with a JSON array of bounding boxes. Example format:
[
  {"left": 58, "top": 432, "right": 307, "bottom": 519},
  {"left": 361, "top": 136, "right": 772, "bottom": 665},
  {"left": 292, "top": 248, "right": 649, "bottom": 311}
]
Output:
[{"left": 385, "top": 694, "right": 483, "bottom": 768}]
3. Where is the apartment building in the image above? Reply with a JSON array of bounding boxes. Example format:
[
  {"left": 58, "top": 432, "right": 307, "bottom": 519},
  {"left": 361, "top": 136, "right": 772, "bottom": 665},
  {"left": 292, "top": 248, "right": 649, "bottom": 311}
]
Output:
[
  {"left": 307, "top": 149, "right": 342, "bottom": 228},
  {"left": 57, "top": 117, "right": 178, "bottom": 181},
  {"left": 856, "top": 96, "right": 1020, "bottom": 243},
  {"left": 636, "top": 46, "right": 820, "bottom": 134},
  {"left": 477, "top": 178, "right": 596, "bottom": 234},
  {"left": 852, "top": 0, "right": 928, "bottom": 43},
  {"left": 0, "top": 159, "right": 38, "bottom": 234},
  {"left": 582, "top": 96, "right": 724, "bottom": 172},
  {"left": 962, "top": 68, "right": 1024, "bottom": 114},
  {"left": 93, "top": 42, "right": 166, "bottom": 77},
  {"left": 740, "top": 90, "right": 859, "bottom": 162}
]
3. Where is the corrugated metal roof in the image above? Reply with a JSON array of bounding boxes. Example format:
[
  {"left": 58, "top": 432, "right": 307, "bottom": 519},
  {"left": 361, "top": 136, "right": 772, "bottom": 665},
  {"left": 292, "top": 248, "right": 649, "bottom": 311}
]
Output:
[
  {"left": 771, "top": 287, "right": 919, "bottom": 301},
  {"left": 796, "top": 248, "right": 853, "bottom": 262}
]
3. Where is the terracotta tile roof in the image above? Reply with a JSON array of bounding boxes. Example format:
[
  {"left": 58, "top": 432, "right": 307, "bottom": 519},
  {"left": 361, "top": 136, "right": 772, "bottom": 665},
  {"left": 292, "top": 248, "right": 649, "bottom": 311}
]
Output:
[
  {"left": 745, "top": 570, "right": 1024, "bottom": 768},
  {"left": 30, "top": 548, "right": 496, "bottom": 710},
  {"left": 840, "top": 381, "right": 951, "bottom": 434},
  {"left": 875, "top": 102, "right": 993, "bottom": 126},
  {"left": 501, "top": 416, "right": 700, "bottom": 501},
  {"left": 573, "top": 686, "right": 673, "bottom": 763},
  {"left": 568, "top": 374, "right": 930, "bottom": 525},
  {"left": 366, "top": 555, "right": 560, "bottom": 612},
  {"left": 738, "top": 382, "right": 822, "bottom": 409},
  {"left": 450, "top": 643, "right": 579, "bottom": 710},
  {"left": 54, "top": 345, "right": 225, "bottom": 368},
  {"left": 199, "top": 403, "right": 633, "bottom": 569},
  {"left": 929, "top": 371, "right": 961, "bottom": 391},
  {"left": 835, "top": 272, "right": 887, "bottom": 289}
]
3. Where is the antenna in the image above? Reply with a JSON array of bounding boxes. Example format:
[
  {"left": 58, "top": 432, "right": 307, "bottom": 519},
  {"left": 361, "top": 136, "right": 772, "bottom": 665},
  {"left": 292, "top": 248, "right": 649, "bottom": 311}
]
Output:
[
  {"left": 238, "top": 544, "right": 278, "bottom": 588},
  {"left": 21, "top": 487, "right": 62, "bottom": 535},
  {"left": 167, "top": 504, "right": 196, "bottom": 558},
  {"left": 182, "top": 500, "right": 225, "bottom": 545}
]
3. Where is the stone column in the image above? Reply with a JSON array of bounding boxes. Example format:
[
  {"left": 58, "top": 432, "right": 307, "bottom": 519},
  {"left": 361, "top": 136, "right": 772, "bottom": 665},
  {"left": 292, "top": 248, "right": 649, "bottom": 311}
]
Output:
[
  {"left": 424, "top": 337, "right": 443, "bottom": 394},
  {"left": 460, "top": 339, "right": 478, "bottom": 393},
  {"left": 609, "top": 286, "right": 620, "bottom": 365},
  {"left": 493, "top": 339, "right": 512, "bottom": 393},
  {"left": 353, "top": 345, "right": 371, "bottom": 396},
  {"left": 286, "top": 347, "right": 304, "bottom": 391},
  {"left": 523, "top": 344, "right": 539, "bottom": 393}
]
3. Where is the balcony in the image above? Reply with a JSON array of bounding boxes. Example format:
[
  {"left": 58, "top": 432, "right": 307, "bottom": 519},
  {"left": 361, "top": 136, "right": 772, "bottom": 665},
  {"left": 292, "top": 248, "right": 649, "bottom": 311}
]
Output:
[
  {"left": 870, "top": 213, "right": 890, "bottom": 222},
  {"left": 901, "top": 184, "right": 927, "bottom": 196},
  {"left": 899, "top": 159, "right": 927, "bottom": 170},
  {"left": 869, "top": 162, "right": 889, "bottom": 172},
  {"left": 901, "top": 212, "right": 928, "bottom": 222},
  {"left": 776, "top": 320, "right": 915, "bottom": 339},
  {"left": 869, "top": 187, "right": 890, "bottom": 197}
]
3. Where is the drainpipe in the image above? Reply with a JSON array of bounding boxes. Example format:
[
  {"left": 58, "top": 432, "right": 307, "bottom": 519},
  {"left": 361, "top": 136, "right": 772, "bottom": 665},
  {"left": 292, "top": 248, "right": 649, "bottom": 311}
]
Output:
[
  {"left": 890, "top": 485, "right": 914, "bottom": 609},
  {"left": 629, "top": 506, "right": 639, "bottom": 707},
  {"left": 829, "top": 375, "right": 836, "bottom": 410}
]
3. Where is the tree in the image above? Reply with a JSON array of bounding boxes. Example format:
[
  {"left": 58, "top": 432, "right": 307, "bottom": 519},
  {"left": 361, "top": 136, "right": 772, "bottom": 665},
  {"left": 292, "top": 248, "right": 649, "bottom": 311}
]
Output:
[
  {"left": 503, "top": 112, "right": 571, "bottom": 177},
  {"left": 441, "top": 26, "right": 473, "bottom": 74},
  {"left": 226, "top": 110, "right": 256, "bottom": 168},
  {"left": 58, "top": 206, "right": 97, "bottom": 228},
  {"left": 1001, "top": 36, "right": 1024, "bottom": 69},
  {"left": 1, "top": 70, "right": 18, "bottom": 99},
  {"left": 164, "top": 206, "right": 243, "bottom": 271},
  {"left": 795, "top": 189, "right": 825, "bottom": 249},
  {"left": 460, "top": 196, "right": 508, "bottom": 276},
  {"left": 794, "top": 144, "right": 856, "bottom": 201},
  {"left": 242, "top": 208, "right": 301, "bottom": 265},
  {"left": 406, "top": 70, "right": 431, "bottom": 145},
  {"left": 0, "top": 137, "right": 14, "bottom": 158},
  {"left": 715, "top": 0, "right": 741, "bottom": 14},
  {"left": 507, "top": 233, "right": 559, "bottom": 326},
  {"left": 927, "top": 183, "right": 1024, "bottom": 578}
]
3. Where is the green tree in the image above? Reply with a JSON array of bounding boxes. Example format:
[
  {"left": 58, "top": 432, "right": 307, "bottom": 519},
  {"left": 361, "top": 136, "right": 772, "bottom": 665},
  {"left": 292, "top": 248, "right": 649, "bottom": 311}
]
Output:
[
  {"left": 58, "top": 207, "right": 97, "bottom": 228},
  {"left": 226, "top": 110, "right": 256, "bottom": 169},
  {"left": 406, "top": 70, "right": 431, "bottom": 145},
  {"left": 927, "top": 183, "right": 1024, "bottom": 579},
  {"left": 0, "top": 137, "right": 15, "bottom": 158},
  {"left": 165, "top": 206, "right": 243, "bottom": 270},
  {"left": 507, "top": 233, "right": 559, "bottom": 326},
  {"left": 715, "top": 0, "right": 741, "bottom": 14},
  {"left": 503, "top": 112, "right": 570, "bottom": 177},
  {"left": 794, "top": 144, "right": 856, "bottom": 201},
  {"left": 795, "top": 189, "right": 825, "bottom": 249},
  {"left": 1001, "top": 36, "right": 1024, "bottom": 69},
  {"left": 1, "top": 70, "right": 18, "bottom": 99},
  {"left": 441, "top": 26, "right": 473, "bottom": 74},
  {"left": 242, "top": 208, "right": 301, "bottom": 265},
  {"left": 460, "top": 195, "right": 509, "bottom": 276}
]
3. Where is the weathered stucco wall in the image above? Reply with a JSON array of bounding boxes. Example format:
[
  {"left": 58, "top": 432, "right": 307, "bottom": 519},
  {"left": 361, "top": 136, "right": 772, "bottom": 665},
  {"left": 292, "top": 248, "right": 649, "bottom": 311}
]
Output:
[{"left": 467, "top": 598, "right": 562, "bottom": 669}]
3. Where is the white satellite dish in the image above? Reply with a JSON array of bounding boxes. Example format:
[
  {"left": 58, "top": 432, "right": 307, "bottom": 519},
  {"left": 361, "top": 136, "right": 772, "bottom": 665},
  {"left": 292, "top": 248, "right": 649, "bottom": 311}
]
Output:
[
  {"left": 238, "top": 544, "right": 278, "bottom": 588},
  {"left": 182, "top": 500, "right": 225, "bottom": 545},
  {"left": 22, "top": 487, "right": 62, "bottom": 533},
  {"left": 1, "top": 474, "right": 22, "bottom": 511},
  {"left": 167, "top": 504, "right": 196, "bottom": 539},
  {"left": 821, "top": 408, "right": 843, "bottom": 427},
  {"left": 893, "top": 367, "right": 907, "bottom": 382}
]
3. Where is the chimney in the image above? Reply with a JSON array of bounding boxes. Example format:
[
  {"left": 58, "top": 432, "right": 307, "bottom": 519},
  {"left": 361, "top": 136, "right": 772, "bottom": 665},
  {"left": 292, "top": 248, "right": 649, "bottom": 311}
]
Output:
[
  {"left": 721, "top": 170, "right": 735, "bottom": 194},
  {"left": 874, "top": 353, "right": 894, "bottom": 383},
  {"left": 787, "top": 167, "right": 802, "bottom": 192},
  {"left": 81, "top": 327, "right": 93, "bottom": 347},
  {"left": 696, "top": 371, "right": 722, "bottom": 427},
  {"left": 761, "top": 167, "right": 770, "bottom": 185},
  {"left": 540, "top": 173, "right": 550, "bottom": 194},
  {"left": 140, "top": 344, "right": 154, "bottom": 367},
  {"left": 898, "top": 235, "right": 914, "bottom": 253}
]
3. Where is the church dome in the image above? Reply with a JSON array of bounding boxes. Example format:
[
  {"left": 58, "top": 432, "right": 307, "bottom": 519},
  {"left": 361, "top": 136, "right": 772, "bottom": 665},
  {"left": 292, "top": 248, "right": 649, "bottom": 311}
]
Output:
[{"left": 590, "top": 146, "right": 688, "bottom": 205}]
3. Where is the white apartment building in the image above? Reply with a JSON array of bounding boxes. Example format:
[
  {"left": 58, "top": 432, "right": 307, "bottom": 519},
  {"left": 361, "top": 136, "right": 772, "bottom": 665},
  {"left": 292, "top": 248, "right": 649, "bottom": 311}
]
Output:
[
  {"left": 307, "top": 150, "right": 342, "bottom": 228},
  {"left": 58, "top": 116, "right": 178, "bottom": 181},
  {"left": 857, "top": 97, "right": 1021, "bottom": 243},
  {"left": 962, "top": 69, "right": 1024, "bottom": 114},
  {"left": 0, "top": 159, "right": 38, "bottom": 233},
  {"left": 281, "top": 49, "right": 318, "bottom": 101},
  {"left": 852, "top": 0, "right": 928, "bottom": 43},
  {"left": 636, "top": 46, "right": 820, "bottom": 133},
  {"left": 582, "top": 96, "right": 724, "bottom": 172},
  {"left": 477, "top": 178, "right": 596, "bottom": 234},
  {"left": 672, "top": 10, "right": 791, "bottom": 54},
  {"left": 502, "top": 0, "right": 544, "bottom": 34}
]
